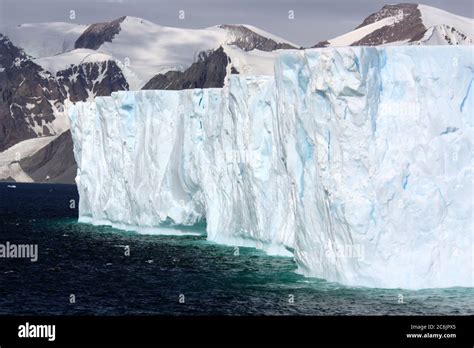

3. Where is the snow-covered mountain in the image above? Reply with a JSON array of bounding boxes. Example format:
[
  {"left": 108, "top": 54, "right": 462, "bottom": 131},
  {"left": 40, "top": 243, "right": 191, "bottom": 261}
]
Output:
[
  {"left": 0, "top": 34, "right": 128, "bottom": 182},
  {"left": 0, "top": 34, "right": 129, "bottom": 145},
  {"left": 1, "top": 22, "right": 87, "bottom": 58},
  {"left": 71, "top": 16, "right": 296, "bottom": 88},
  {"left": 4, "top": 16, "right": 297, "bottom": 90},
  {"left": 0, "top": 34, "right": 66, "bottom": 150},
  {"left": 315, "top": 4, "right": 473, "bottom": 47}
]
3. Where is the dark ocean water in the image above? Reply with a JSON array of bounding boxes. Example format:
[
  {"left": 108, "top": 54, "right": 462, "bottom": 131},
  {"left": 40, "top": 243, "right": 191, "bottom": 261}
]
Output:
[{"left": 0, "top": 182, "right": 472, "bottom": 315}]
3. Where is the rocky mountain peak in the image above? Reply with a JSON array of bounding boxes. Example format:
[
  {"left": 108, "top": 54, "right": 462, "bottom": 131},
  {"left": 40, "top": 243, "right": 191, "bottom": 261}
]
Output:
[
  {"left": 355, "top": 3, "right": 420, "bottom": 29},
  {"left": 314, "top": 3, "right": 473, "bottom": 47},
  {"left": 219, "top": 24, "right": 297, "bottom": 51},
  {"left": 74, "top": 16, "right": 126, "bottom": 50},
  {"left": 0, "top": 34, "right": 66, "bottom": 151},
  {"left": 142, "top": 46, "right": 230, "bottom": 90}
]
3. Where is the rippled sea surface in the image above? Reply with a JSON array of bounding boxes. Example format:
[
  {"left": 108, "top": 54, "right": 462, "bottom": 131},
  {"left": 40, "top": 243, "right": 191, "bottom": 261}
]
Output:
[{"left": 0, "top": 183, "right": 472, "bottom": 315}]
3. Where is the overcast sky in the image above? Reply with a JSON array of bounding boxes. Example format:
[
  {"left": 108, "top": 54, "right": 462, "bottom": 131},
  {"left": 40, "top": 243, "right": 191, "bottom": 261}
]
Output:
[{"left": 0, "top": 0, "right": 472, "bottom": 46}]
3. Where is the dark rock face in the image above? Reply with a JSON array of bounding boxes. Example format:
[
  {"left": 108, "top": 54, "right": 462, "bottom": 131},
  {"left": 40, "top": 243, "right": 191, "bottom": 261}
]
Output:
[
  {"left": 142, "top": 47, "right": 231, "bottom": 90},
  {"left": 0, "top": 34, "right": 129, "bottom": 151},
  {"left": 57, "top": 60, "right": 129, "bottom": 102},
  {"left": 219, "top": 25, "right": 296, "bottom": 51},
  {"left": 313, "top": 4, "right": 427, "bottom": 47},
  {"left": 19, "top": 130, "right": 77, "bottom": 184},
  {"left": 351, "top": 4, "right": 425, "bottom": 46},
  {"left": 0, "top": 33, "right": 129, "bottom": 183},
  {"left": 355, "top": 3, "right": 418, "bottom": 28},
  {"left": 0, "top": 34, "right": 66, "bottom": 152},
  {"left": 313, "top": 40, "right": 329, "bottom": 48},
  {"left": 75, "top": 16, "right": 125, "bottom": 50}
]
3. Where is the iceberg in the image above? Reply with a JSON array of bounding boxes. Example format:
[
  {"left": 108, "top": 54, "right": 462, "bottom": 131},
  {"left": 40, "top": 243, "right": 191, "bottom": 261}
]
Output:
[{"left": 68, "top": 46, "right": 473, "bottom": 289}]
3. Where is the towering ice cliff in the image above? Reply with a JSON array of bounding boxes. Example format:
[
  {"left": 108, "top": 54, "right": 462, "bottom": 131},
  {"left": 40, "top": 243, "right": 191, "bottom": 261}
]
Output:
[{"left": 68, "top": 46, "right": 473, "bottom": 289}]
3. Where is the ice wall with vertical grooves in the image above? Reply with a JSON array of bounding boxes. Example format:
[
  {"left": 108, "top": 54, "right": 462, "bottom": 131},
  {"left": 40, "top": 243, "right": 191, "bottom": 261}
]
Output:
[{"left": 68, "top": 46, "right": 473, "bottom": 289}]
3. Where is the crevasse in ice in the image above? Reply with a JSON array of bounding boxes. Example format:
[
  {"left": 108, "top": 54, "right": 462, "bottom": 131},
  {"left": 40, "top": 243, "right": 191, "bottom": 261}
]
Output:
[{"left": 68, "top": 46, "right": 473, "bottom": 289}]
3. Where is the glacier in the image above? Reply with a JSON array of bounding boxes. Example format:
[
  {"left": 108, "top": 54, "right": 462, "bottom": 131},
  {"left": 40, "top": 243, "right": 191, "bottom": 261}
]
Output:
[{"left": 68, "top": 46, "right": 473, "bottom": 289}]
